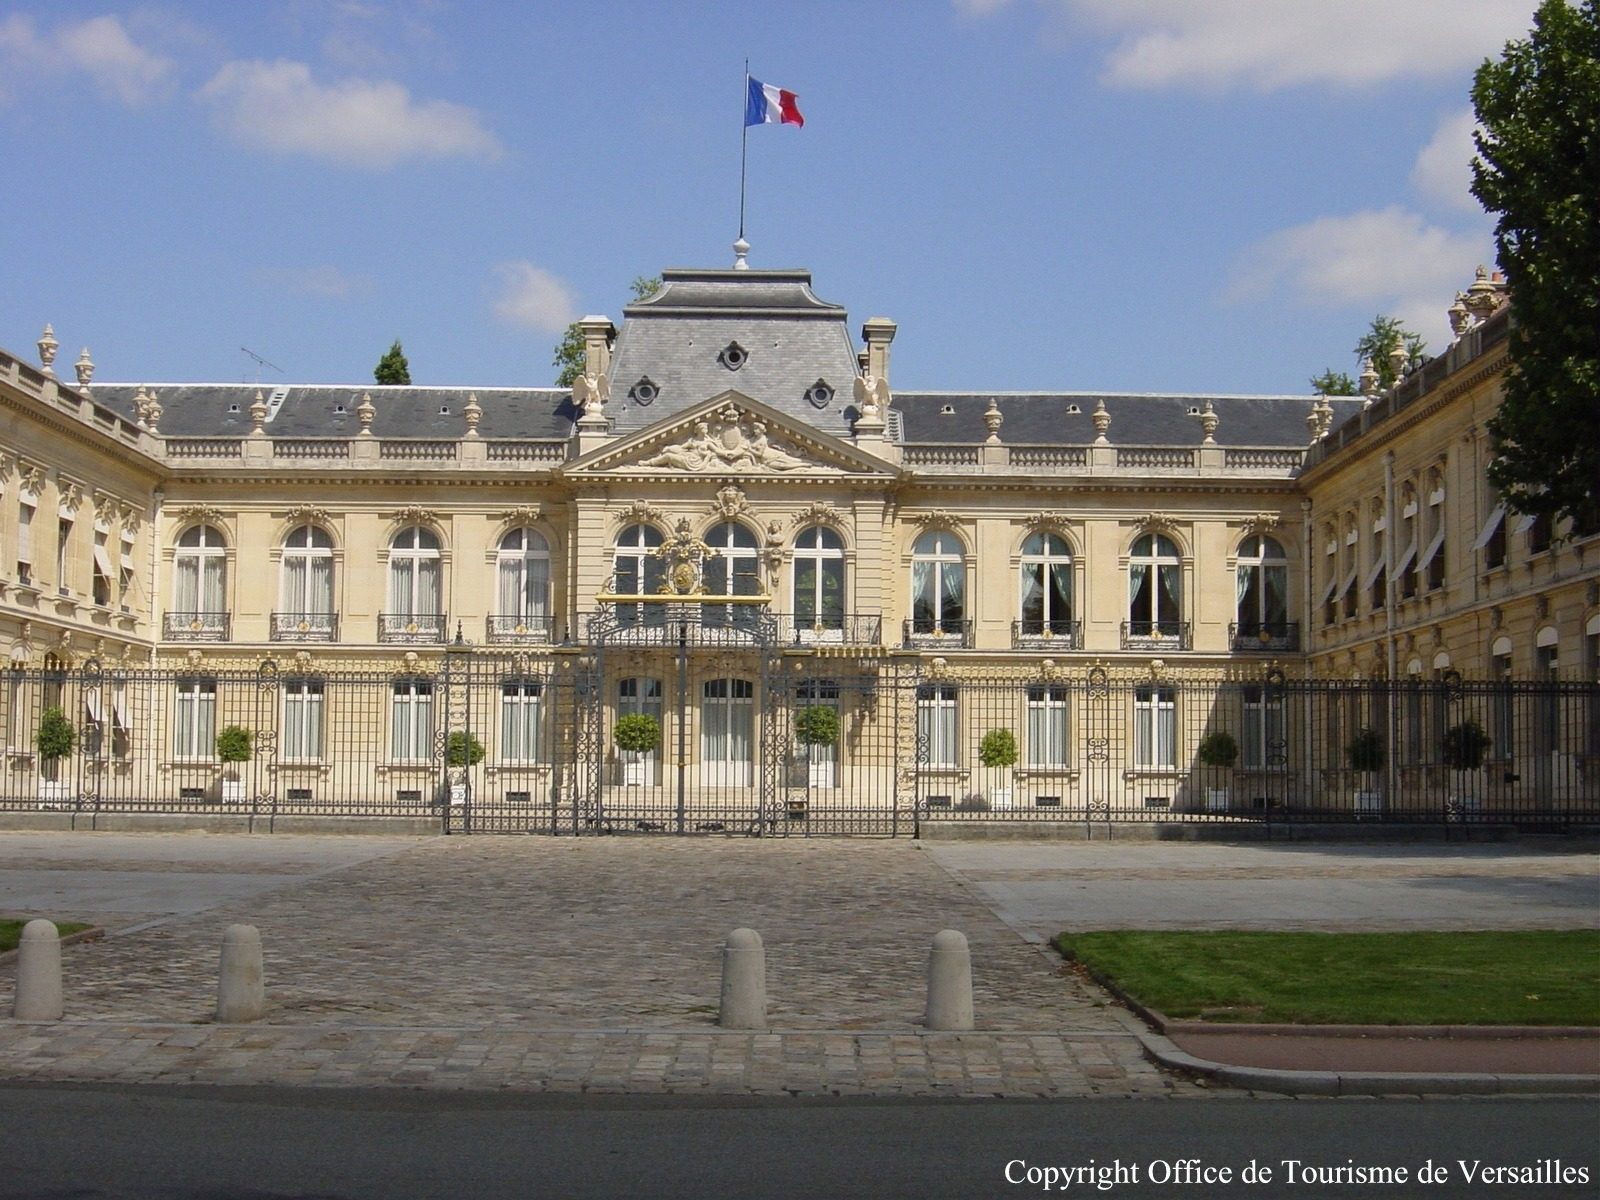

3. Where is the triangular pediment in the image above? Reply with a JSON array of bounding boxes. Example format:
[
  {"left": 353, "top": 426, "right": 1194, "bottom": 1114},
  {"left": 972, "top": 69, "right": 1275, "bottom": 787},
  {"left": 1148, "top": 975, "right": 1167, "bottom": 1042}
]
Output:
[{"left": 562, "top": 390, "right": 898, "bottom": 478}]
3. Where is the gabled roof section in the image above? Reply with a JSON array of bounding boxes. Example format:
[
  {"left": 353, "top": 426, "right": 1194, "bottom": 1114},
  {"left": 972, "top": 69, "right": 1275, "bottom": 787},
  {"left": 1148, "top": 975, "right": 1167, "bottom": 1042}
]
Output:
[
  {"left": 88, "top": 384, "right": 576, "bottom": 439},
  {"left": 893, "top": 392, "right": 1365, "bottom": 448},
  {"left": 605, "top": 268, "right": 861, "bottom": 439},
  {"left": 564, "top": 389, "right": 897, "bottom": 479}
]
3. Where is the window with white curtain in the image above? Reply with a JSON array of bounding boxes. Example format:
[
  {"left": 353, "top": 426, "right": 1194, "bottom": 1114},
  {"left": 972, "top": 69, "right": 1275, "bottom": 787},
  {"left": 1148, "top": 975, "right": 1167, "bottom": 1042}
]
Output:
[
  {"left": 282, "top": 679, "right": 325, "bottom": 761},
  {"left": 910, "top": 531, "right": 965, "bottom": 634},
  {"left": 916, "top": 684, "right": 958, "bottom": 767},
  {"left": 496, "top": 528, "right": 549, "bottom": 624},
  {"left": 388, "top": 527, "right": 441, "bottom": 617},
  {"left": 613, "top": 524, "right": 665, "bottom": 626},
  {"left": 17, "top": 494, "right": 36, "bottom": 583},
  {"left": 1025, "top": 685, "right": 1069, "bottom": 767},
  {"left": 1128, "top": 534, "right": 1181, "bottom": 635},
  {"left": 701, "top": 678, "right": 754, "bottom": 763},
  {"left": 390, "top": 678, "right": 434, "bottom": 761},
  {"left": 1241, "top": 685, "right": 1284, "bottom": 769},
  {"left": 793, "top": 526, "right": 845, "bottom": 629},
  {"left": 282, "top": 525, "right": 335, "bottom": 624},
  {"left": 1019, "top": 532, "right": 1073, "bottom": 636},
  {"left": 500, "top": 679, "right": 543, "bottom": 763},
  {"left": 173, "top": 676, "right": 216, "bottom": 759},
  {"left": 1134, "top": 686, "right": 1176, "bottom": 768},
  {"left": 1235, "top": 535, "right": 1288, "bottom": 634},
  {"left": 174, "top": 525, "right": 227, "bottom": 614}
]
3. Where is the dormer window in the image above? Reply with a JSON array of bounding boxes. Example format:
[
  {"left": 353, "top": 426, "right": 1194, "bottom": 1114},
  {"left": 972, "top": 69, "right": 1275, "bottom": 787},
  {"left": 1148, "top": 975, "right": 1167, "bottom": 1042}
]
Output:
[
  {"left": 805, "top": 380, "right": 833, "bottom": 408},
  {"left": 630, "top": 377, "right": 659, "bottom": 405},
  {"left": 227, "top": 404, "right": 240, "bottom": 414},
  {"left": 718, "top": 342, "right": 748, "bottom": 371},
  {"left": 940, "top": 405, "right": 955, "bottom": 415},
  {"left": 334, "top": 404, "right": 347, "bottom": 414},
  {"left": 1066, "top": 404, "right": 1080, "bottom": 414}
]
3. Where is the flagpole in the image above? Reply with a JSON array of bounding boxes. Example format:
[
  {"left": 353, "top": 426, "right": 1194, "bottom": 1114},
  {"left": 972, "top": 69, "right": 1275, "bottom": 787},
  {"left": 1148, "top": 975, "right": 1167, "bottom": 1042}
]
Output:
[{"left": 738, "top": 59, "right": 749, "bottom": 241}]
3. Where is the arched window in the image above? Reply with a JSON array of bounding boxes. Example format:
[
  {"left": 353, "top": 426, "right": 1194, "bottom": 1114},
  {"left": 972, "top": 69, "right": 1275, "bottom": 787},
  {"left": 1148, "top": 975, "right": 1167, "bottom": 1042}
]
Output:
[
  {"left": 173, "top": 525, "right": 227, "bottom": 635},
  {"left": 496, "top": 528, "right": 550, "bottom": 631},
  {"left": 280, "top": 525, "right": 334, "bottom": 636},
  {"left": 613, "top": 524, "right": 664, "bottom": 627},
  {"left": 793, "top": 526, "right": 845, "bottom": 635},
  {"left": 702, "top": 522, "right": 762, "bottom": 631},
  {"left": 910, "top": 531, "right": 965, "bottom": 637},
  {"left": 1019, "top": 532, "right": 1073, "bottom": 640},
  {"left": 1234, "top": 535, "right": 1289, "bottom": 647},
  {"left": 384, "top": 524, "right": 441, "bottom": 640},
  {"left": 702, "top": 677, "right": 755, "bottom": 787},
  {"left": 1127, "top": 534, "right": 1181, "bottom": 643},
  {"left": 617, "top": 676, "right": 663, "bottom": 786}
]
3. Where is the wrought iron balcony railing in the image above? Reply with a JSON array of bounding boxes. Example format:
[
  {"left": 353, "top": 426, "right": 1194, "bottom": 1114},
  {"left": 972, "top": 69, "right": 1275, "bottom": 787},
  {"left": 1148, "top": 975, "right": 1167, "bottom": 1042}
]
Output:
[
  {"left": 377, "top": 612, "right": 448, "bottom": 644},
  {"left": 902, "top": 617, "right": 974, "bottom": 649},
  {"left": 163, "top": 611, "right": 231, "bottom": 641},
  {"left": 486, "top": 614, "right": 558, "bottom": 644},
  {"left": 776, "top": 613, "right": 882, "bottom": 647},
  {"left": 1120, "top": 620, "right": 1192, "bottom": 650},
  {"left": 1229, "top": 621, "right": 1300, "bottom": 652},
  {"left": 271, "top": 611, "right": 339, "bottom": 642},
  {"left": 1012, "top": 618, "right": 1082, "bottom": 649},
  {"left": 586, "top": 604, "right": 779, "bottom": 648}
]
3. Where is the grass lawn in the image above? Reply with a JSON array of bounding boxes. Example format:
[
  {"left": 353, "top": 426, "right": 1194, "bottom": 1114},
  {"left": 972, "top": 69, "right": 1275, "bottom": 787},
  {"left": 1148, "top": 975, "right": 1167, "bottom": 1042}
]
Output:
[
  {"left": 1055, "top": 930, "right": 1600, "bottom": 1026},
  {"left": 0, "top": 919, "right": 91, "bottom": 954}
]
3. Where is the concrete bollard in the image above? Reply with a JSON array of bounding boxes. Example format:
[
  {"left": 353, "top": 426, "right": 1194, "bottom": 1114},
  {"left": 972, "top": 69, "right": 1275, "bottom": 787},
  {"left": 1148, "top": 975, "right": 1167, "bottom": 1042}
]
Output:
[
  {"left": 719, "top": 927, "right": 767, "bottom": 1030},
  {"left": 925, "top": 929, "right": 974, "bottom": 1031},
  {"left": 215, "top": 924, "right": 265, "bottom": 1023},
  {"left": 12, "top": 919, "right": 63, "bottom": 1021}
]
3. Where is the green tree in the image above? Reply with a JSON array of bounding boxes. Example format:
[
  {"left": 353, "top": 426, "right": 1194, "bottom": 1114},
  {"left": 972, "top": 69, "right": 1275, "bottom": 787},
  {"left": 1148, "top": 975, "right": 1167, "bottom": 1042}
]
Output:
[
  {"left": 1309, "top": 369, "right": 1357, "bottom": 396},
  {"left": 553, "top": 276, "right": 661, "bottom": 387},
  {"left": 1472, "top": 0, "right": 1600, "bottom": 532},
  {"left": 1355, "top": 316, "right": 1427, "bottom": 390},
  {"left": 374, "top": 340, "right": 411, "bottom": 385}
]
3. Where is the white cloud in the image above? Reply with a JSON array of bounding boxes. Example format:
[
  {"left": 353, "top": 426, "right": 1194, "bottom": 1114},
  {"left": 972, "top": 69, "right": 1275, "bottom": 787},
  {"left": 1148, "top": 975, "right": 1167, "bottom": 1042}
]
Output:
[
  {"left": 1232, "top": 206, "right": 1488, "bottom": 346},
  {"left": 0, "top": 13, "right": 173, "bottom": 105},
  {"left": 493, "top": 262, "right": 578, "bottom": 334},
  {"left": 261, "top": 265, "right": 371, "bottom": 299},
  {"left": 1058, "top": 1, "right": 1536, "bottom": 91},
  {"left": 198, "top": 59, "right": 503, "bottom": 168},
  {"left": 1412, "top": 108, "right": 1486, "bottom": 213}
]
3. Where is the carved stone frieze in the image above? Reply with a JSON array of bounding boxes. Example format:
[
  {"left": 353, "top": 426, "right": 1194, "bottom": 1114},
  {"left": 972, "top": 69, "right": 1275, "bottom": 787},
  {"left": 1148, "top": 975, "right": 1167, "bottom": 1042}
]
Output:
[
  {"left": 1023, "top": 511, "right": 1070, "bottom": 535},
  {"left": 1140, "top": 512, "right": 1180, "bottom": 534},
  {"left": 636, "top": 407, "right": 812, "bottom": 473},
  {"left": 711, "top": 485, "right": 749, "bottom": 520},
  {"left": 912, "top": 510, "right": 960, "bottom": 531},
  {"left": 386, "top": 505, "right": 439, "bottom": 528},
  {"left": 614, "top": 500, "right": 663, "bottom": 528},
  {"left": 497, "top": 504, "right": 544, "bottom": 528},
  {"left": 1245, "top": 512, "right": 1282, "bottom": 535},
  {"left": 791, "top": 501, "right": 845, "bottom": 529},
  {"left": 285, "top": 504, "right": 332, "bottom": 526},
  {"left": 176, "top": 504, "right": 225, "bottom": 526}
]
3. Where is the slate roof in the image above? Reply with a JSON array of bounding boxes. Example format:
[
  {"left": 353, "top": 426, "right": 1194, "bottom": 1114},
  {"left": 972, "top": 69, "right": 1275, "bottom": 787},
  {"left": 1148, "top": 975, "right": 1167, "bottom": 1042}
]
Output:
[
  {"left": 604, "top": 268, "right": 860, "bottom": 438},
  {"left": 894, "top": 393, "right": 1365, "bottom": 448},
  {"left": 86, "top": 385, "right": 575, "bottom": 440}
]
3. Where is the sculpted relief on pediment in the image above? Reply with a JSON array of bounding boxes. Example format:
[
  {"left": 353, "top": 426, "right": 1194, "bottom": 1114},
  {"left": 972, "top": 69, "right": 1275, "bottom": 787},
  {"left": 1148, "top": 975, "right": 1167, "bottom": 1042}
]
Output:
[{"left": 634, "top": 406, "right": 818, "bottom": 473}]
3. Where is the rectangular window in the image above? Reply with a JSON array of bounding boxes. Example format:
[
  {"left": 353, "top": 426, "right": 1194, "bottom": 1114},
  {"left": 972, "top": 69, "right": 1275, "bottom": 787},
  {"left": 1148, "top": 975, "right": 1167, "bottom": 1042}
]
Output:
[
  {"left": 111, "top": 680, "right": 130, "bottom": 758},
  {"left": 1241, "top": 686, "right": 1284, "bottom": 769},
  {"left": 92, "top": 531, "right": 112, "bottom": 606},
  {"left": 1491, "top": 653, "right": 1514, "bottom": 759},
  {"left": 1534, "top": 646, "right": 1559, "bottom": 754},
  {"left": 1134, "top": 686, "right": 1176, "bottom": 768},
  {"left": 916, "top": 685, "right": 957, "bottom": 767},
  {"left": 119, "top": 527, "right": 137, "bottom": 609},
  {"left": 17, "top": 497, "right": 35, "bottom": 583},
  {"left": 390, "top": 679, "right": 434, "bottom": 761},
  {"left": 1475, "top": 503, "right": 1507, "bottom": 569},
  {"left": 57, "top": 518, "right": 72, "bottom": 592},
  {"left": 173, "top": 677, "right": 217, "bottom": 759},
  {"left": 283, "top": 680, "right": 325, "bottom": 761},
  {"left": 500, "top": 680, "right": 543, "bottom": 763},
  {"left": 1025, "top": 686, "right": 1069, "bottom": 767}
]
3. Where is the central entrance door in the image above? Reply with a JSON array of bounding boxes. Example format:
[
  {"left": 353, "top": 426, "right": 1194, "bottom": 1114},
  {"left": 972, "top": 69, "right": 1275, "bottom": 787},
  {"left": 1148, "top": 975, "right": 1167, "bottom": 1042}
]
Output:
[{"left": 701, "top": 677, "right": 754, "bottom": 788}]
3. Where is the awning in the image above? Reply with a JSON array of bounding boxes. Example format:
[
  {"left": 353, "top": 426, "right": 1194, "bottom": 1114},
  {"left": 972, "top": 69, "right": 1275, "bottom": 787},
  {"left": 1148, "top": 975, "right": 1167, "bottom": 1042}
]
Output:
[
  {"left": 92, "top": 543, "right": 113, "bottom": 575},
  {"left": 1362, "top": 555, "right": 1386, "bottom": 592},
  {"left": 1512, "top": 512, "right": 1537, "bottom": 535},
  {"left": 1418, "top": 527, "right": 1446, "bottom": 572},
  {"left": 111, "top": 686, "right": 129, "bottom": 732},
  {"left": 1472, "top": 504, "right": 1507, "bottom": 550},
  {"left": 84, "top": 690, "right": 102, "bottom": 724},
  {"left": 1317, "top": 573, "right": 1338, "bottom": 608},
  {"left": 1393, "top": 537, "right": 1418, "bottom": 577},
  {"left": 1334, "top": 563, "right": 1359, "bottom": 600}
]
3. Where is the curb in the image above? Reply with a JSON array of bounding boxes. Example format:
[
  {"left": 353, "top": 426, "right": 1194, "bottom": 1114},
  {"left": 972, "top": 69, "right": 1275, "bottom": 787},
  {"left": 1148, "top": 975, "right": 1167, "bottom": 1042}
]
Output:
[{"left": 0, "top": 925, "right": 105, "bottom": 968}]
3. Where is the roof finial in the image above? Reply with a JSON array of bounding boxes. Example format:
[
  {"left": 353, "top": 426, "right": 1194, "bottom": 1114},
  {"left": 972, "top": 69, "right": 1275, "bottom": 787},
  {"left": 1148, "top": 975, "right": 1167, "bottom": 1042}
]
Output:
[{"left": 732, "top": 236, "right": 750, "bottom": 270}]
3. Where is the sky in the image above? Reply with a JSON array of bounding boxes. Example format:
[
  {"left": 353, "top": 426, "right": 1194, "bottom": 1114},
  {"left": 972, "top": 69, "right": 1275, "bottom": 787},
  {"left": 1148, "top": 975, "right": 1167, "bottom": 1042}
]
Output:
[{"left": 0, "top": 1, "right": 1540, "bottom": 396}]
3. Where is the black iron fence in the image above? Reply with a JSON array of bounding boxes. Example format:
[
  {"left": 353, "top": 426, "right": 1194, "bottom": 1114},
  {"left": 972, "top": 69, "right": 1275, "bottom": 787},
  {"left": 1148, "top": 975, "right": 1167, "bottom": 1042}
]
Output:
[{"left": 2, "top": 658, "right": 1595, "bottom": 834}]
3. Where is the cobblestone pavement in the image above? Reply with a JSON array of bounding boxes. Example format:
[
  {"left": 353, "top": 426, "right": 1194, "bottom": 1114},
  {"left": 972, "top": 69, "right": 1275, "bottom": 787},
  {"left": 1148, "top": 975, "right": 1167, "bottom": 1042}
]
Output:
[{"left": 2, "top": 837, "right": 1223, "bottom": 1097}]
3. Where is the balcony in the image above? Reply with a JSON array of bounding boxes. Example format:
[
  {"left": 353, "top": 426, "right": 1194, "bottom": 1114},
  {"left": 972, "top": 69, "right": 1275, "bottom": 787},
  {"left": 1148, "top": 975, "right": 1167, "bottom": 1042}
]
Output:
[
  {"left": 377, "top": 613, "right": 449, "bottom": 644},
  {"left": 775, "top": 613, "right": 882, "bottom": 647},
  {"left": 1229, "top": 621, "right": 1300, "bottom": 653},
  {"left": 903, "top": 616, "right": 974, "bottom": 649},
  {"left": 1012, "top": 618, "right": 1082, "bottom": 650},
  {"left": 587, "top": 603, "right": 779, "bottom": 648},
  {"left": 271, "top": 611, "right": 339, "bottom": 642},
  {"left": 163, "top": 611, "right": 230, "bottom": 641},
  {"left": 1120, "top": 620, "right": 1191, "bottom": 650},
  {"left": 486, "top": 614, "right": 558, "bottom": 645}
]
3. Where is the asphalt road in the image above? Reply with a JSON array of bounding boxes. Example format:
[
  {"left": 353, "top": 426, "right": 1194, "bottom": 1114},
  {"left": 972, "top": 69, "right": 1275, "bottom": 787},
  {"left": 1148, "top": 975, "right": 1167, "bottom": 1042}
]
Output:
[{"left": 3, "top": 1084, "right": 1595, "bottom": 1199}]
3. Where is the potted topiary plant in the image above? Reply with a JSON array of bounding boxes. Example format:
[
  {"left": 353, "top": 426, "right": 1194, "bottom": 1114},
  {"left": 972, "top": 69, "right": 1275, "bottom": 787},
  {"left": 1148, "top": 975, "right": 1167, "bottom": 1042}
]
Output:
[
  {"left": 215, "top": 724, "right": 253, "bottom": 804},
  {"left": 794, "top": 705, "right": 839, "bottom": 790},
  {"left": 613, "top": 713, "right": 661, "bottom": 787},
  {"left": 1347, "top": 726, "right": 1385, "bottom": 815},
  {"left": 979, "top": 728, "right": 1018, "bottom": 810},
  {"left": 1196, "top": 729, "right": 1239, "bottom": 812},
  {"left": 1441, "top": 719, "right": 1491, "bottom": 820},
  {"left": 446, "top": 730, "right": 486, "bottom": 806},
  {"left": 35, "top": 706, "right": 76, "bottom": 808}
]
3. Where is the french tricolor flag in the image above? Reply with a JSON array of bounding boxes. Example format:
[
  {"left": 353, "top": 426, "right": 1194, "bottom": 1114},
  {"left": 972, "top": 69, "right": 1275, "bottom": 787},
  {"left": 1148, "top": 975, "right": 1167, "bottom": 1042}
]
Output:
[{"left": 745, "top": 76, "right": 804, "bottom": 128}]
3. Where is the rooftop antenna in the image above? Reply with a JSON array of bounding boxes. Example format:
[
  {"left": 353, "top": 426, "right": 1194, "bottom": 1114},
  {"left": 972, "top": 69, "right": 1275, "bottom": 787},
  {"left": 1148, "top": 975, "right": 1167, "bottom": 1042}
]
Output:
[{"left": 240, "top": 346, "right": 284, "bottom": 386}]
